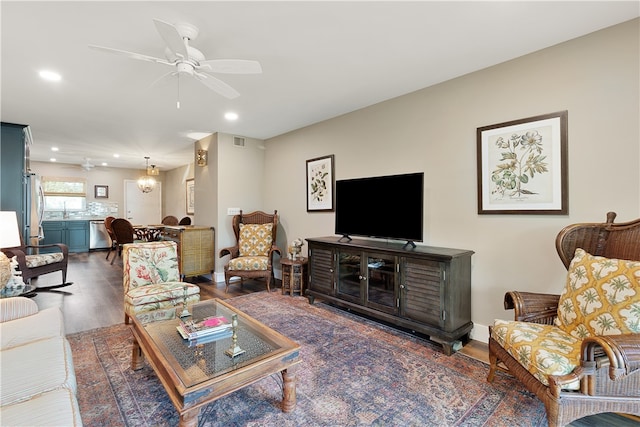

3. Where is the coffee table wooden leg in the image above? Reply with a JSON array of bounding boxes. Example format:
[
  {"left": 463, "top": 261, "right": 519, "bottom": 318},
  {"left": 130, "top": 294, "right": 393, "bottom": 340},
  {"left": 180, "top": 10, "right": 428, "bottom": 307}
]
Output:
[
  {"left": 131, "top": 338, "right": 145, "bottom": 371},
  {"left": 281, "top": 368, "right": 296, "bottom": 412},
  {"left": 179, "top": 408, "right": 200, "bottom": 427}
]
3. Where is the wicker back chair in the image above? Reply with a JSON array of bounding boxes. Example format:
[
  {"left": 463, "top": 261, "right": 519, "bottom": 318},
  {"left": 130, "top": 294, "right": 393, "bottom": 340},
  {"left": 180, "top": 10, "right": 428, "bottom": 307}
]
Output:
[
  {"left": 110, "top": 218, "right": 136, "bottom": 265},
  {"left": 219, "top": 210, "right": 281, "bottom": 292},
  {"left": 487, "top": 212, "right": 640, "bottom": 426},
  {"left": 161, "top": 215, "right": 179, "bottom": 225},
  {"left": 178, "top": 216, "right": 191, "bottom": 225}
]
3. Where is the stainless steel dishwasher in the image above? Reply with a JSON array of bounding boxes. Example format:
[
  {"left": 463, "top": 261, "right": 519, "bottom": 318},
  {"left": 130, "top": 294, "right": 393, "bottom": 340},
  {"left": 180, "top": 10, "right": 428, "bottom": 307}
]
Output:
[{"left": 89, "top": 220, "right": 111, "bottom": 250}]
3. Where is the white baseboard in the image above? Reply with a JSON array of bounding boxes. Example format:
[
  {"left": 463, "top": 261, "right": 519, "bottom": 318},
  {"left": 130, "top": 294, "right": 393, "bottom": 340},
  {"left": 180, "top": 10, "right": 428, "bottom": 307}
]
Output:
[{"left": 469, "top": 322, "right": 489, "bottom": 343}]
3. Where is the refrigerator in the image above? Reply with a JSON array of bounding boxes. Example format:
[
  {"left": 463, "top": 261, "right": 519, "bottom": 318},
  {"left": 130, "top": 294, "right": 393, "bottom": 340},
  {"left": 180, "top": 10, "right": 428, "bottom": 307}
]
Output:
[{"left": 24, "top": 172, "right": 44, "bottom": 246}]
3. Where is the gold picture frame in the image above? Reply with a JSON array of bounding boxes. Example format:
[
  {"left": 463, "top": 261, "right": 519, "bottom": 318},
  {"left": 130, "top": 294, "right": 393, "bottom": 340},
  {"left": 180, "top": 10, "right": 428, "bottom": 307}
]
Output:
[{"left": 186, "top": 179, "right": 195, "bottom": 215}]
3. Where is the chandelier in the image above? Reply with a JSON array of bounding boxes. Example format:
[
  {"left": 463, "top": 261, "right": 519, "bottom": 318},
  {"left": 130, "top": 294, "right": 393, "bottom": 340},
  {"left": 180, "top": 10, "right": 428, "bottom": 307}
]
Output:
[{"left": 137, "top": 157, "right": 157, "bottom": 193}]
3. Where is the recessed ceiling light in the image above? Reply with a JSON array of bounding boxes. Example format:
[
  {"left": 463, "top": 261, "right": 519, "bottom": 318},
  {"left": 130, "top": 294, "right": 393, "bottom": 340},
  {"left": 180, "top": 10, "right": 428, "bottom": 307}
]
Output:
[
  {"left": 101, "top": 162, "right": 108, "bottom": 167},
  {"left": 225, "top": 112, "right": 239, "bottom": 121},
  {"left": 113, "top": 154, "right": 120, "bottom": 158},
  {"left": 39, "top": 70, "right": 61, "bottom": 82},
  {"left": 50, "top": 158, "right": 57, "bottom": 162},
  {"left": 51, "top": 147, "right": 59, "bottom": 151}
]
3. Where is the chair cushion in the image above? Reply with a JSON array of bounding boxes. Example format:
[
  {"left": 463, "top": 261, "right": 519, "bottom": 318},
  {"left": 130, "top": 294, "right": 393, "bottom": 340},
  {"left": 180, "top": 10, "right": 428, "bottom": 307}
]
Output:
[
  {"left": 228, "top": 256, "right": 269, "bottom": 271},
  {"left": 0, "top": 337, "right": 77, "bottom": 405},
  {"left": 491, "top": 319, "right": 581, "bottom": 390},
  {"left": 238, "top": 223, "right": 273, "bottom": 257},
  {"left": 1, "top": 307, "right": 65, "bottom": 350},
  {"left": 123, "top": 241, "right": 181, "bottom": 289},
  {"left": 556, "top": 248, "right": 640, "bottom": 338},
  {"left": 0, "top": 388, "right": 83, "bottom": 426},
  {"left": 124, "top": 281, "right": 200, "bottom": 307},
  {"left": 24, "top": 252, "right": 64, "bottom": 268}
]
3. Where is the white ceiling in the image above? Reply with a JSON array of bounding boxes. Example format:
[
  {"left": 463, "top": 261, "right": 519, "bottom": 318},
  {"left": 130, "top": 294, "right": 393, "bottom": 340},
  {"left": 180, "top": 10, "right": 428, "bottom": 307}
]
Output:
[{"left": 2, "top": 1, "right": 638, "bottom": 171}]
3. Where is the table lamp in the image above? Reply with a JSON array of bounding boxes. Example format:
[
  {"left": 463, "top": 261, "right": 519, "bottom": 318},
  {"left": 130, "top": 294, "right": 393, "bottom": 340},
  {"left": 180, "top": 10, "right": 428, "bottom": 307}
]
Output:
[{"left": 0, "top": 211, "right": 23, "bottom": 289}]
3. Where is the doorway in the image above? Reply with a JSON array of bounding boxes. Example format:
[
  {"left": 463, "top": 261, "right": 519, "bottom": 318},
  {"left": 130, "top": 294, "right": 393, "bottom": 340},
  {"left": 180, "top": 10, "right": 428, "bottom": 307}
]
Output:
[{"left": 124, "top": 180, "right": 162, "bottom": 225}]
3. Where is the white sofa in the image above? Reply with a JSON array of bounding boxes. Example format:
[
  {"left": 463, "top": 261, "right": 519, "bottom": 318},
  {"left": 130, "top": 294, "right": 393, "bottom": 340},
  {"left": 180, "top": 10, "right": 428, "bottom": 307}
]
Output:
[{"left": 0, "top": 297, "right": 82, "bottom": 426}]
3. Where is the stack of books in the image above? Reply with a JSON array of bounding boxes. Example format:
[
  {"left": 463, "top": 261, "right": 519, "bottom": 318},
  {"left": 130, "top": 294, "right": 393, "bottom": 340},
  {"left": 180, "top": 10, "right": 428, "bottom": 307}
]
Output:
[{"left": 177, "top": 315, "right": 233, "bottom": 345}]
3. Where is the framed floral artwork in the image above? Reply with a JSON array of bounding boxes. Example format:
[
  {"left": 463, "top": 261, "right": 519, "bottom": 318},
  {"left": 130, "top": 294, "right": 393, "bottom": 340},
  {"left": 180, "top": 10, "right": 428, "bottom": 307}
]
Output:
[
  {"left": 306, "top": 154, "right": 335, "bottom": 212},
  {"left": 477, "top": 111, "right": 568, "bottom": 215}
]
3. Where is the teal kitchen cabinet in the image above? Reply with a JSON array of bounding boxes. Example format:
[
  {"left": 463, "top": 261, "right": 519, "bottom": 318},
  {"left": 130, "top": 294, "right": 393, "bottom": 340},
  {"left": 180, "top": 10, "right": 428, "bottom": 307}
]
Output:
[{"left": 41, "top": 221, "right": 89, "bottom": 253}]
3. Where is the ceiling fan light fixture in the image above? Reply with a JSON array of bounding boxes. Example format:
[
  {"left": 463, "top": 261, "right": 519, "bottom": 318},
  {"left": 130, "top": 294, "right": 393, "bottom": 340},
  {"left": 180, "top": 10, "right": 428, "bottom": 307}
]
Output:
[{"left": 138, "top": 157, "right": 157, "bottom": 193}]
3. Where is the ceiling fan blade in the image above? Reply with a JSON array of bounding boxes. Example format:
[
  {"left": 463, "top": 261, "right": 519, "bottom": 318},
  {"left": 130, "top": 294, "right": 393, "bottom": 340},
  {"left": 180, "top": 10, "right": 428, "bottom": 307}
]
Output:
[
  {"left": 199, "top": 59, "right": 262, "bottom": 74},
  {"left": 89, "top": 45, "right": 171, "bottom": 65},
  {"left": 194, "top": 72, "right": 240, "bottom": 99},
  {"left": 153, "top": 19, "right": 189, "bottom": 59}
]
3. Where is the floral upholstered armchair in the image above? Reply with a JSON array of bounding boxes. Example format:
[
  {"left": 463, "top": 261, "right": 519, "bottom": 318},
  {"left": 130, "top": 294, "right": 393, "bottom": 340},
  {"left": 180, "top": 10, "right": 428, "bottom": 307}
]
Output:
[
  {"left": 122, "top": 241, "right": 200, "bottom": 324},
  {"left": 487, "top": 212, "right": 640, "bottom": 427},
  {"left": 219, "top": 210, "right": 281, "bottom": 293}
]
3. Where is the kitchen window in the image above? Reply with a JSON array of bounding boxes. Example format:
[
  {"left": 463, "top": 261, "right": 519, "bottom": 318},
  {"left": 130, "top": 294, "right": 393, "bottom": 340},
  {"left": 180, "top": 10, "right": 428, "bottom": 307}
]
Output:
[{"left": 42, "top": 176, "right": 87, "bottom": 211}]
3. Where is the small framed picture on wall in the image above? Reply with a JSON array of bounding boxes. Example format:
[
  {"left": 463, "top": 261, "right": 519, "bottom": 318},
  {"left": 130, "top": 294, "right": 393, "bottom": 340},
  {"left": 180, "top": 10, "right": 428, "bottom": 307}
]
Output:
[
  {"left": 95, "top": 185, "right": 109, "bottom": 199},
  {"left": 186, "top": 179, "right": 195, "bottom": 215}
]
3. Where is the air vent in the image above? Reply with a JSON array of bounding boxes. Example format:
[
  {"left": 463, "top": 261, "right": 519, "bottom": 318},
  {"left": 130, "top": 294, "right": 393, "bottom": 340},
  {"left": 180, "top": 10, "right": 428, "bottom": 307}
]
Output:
[{"left": 233, "top": 136, "right": 245, "bottom": 147}]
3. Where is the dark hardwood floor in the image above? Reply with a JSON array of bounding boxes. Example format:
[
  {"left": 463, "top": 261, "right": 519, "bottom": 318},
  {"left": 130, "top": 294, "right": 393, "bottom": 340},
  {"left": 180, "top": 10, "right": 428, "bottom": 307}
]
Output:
[{"left": 30, "top": 249, "right": 271, "bottom": 334}]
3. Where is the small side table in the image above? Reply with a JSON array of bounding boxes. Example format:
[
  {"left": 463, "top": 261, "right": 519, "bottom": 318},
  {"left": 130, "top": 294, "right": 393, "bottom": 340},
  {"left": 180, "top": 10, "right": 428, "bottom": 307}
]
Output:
[{"left": 280, "top": 257, "right": 308, "bottom": 296}]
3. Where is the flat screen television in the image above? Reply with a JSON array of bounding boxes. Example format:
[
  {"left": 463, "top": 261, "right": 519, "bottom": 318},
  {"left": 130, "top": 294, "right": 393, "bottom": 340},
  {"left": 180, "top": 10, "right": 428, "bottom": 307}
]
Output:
[{"left": 335, "top": 172, "right": 424, "bottom": 246}]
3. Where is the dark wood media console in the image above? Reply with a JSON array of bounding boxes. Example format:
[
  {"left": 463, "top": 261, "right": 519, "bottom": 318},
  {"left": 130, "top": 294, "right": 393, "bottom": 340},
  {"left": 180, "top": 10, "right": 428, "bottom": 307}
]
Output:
[{"left": 306, "top": 237, "right": 474, "bottom": 355}]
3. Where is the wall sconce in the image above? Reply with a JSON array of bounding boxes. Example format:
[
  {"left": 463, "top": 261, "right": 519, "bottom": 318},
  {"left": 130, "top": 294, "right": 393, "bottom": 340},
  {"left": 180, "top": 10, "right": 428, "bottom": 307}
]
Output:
[{"left": 197, "top": 149, "right": 208, "bottom": 167}]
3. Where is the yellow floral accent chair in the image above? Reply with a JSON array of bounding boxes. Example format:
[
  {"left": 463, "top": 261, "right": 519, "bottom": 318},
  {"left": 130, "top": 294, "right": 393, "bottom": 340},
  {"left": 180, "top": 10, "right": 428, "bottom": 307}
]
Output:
[
  {"left": 122, "top": 241, "right": 200, "bottom": 324},
  {"left": 219, "top": 210, "right": 281, "bottom": 293},
  {"left": 487, "top": 212, "right": 640, "bottom": 427}
]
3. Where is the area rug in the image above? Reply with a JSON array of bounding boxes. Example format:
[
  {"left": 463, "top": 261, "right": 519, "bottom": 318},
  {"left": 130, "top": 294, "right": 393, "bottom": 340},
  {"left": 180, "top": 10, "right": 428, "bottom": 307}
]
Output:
[{"left": 66, "top": 292, "right": 631, "bottom": 427}]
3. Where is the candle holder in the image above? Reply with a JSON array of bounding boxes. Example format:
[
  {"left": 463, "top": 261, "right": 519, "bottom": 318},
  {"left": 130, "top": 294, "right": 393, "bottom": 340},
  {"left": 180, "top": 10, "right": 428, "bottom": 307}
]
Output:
[
  {"left": 225, "top": 314, "right": 245, "bottom": 358},
  {"left": 179, "top": 285, "right": 191, "bottom": 318}
]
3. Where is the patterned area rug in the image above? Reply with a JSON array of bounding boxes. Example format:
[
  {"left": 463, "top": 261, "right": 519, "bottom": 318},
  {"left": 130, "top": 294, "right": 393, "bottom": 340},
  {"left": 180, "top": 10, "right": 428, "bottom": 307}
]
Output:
[{"left": 66, "top": 292, "right": 632, "bottom": 427}]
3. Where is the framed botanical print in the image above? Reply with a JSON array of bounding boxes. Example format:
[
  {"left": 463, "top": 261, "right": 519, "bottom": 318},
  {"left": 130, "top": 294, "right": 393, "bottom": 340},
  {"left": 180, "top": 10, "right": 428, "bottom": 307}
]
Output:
[
  {"left": 477, "top": 111, "right": 568, "bottom": 215},
  {"left": 306, "top": 154, "right": 335, "bottom": 212}
]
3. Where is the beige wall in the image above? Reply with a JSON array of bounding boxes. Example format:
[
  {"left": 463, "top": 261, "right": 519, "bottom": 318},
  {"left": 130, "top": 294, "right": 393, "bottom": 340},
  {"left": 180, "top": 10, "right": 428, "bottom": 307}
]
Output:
[
  {"left": 163, "top": 163, "right": 195, "bottom": 222},
  {"left": 263, "top": 19, "right": 640, "bottom": 341},
  {"left": 193, "top": 133, "right": 267, "bottom": 279},
  {"left": 30, "top": 160, "right": 160, "bottom": 218}
]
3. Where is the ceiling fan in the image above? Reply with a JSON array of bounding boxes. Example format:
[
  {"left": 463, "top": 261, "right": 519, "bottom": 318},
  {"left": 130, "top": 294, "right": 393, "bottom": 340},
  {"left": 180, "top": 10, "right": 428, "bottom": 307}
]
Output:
[
  {"left": 80, "top": 158, "right": 96, "bottom": 171},
  {"left": 89, "top": 19, "right": 262, "bottom": 101}
]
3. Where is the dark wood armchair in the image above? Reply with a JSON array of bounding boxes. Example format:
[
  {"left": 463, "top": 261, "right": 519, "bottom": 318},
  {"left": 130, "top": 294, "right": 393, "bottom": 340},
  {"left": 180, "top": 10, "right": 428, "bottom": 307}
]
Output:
[
  {"left": 487, "top": 212, "right": 640, "bottom": 427},
  {"left": 219, "top": 210, "right": 281, "bottom": 292},
  {"left": 2, "top": 241, "right": 70, "bottom": 290},
  {"left": 110, "top": 218, "right": 136, "bottom": 265}
]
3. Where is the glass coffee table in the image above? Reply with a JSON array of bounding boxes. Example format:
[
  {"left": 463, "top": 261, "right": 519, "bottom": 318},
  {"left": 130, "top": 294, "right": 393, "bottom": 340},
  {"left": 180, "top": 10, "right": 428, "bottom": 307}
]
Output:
[{"left": 130, "top": 298, "right": 301, "bottom": 427}]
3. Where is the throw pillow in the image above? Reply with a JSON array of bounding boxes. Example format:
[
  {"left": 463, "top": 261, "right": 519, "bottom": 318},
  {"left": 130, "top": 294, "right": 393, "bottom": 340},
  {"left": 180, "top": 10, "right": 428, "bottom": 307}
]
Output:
[
  {"left": 556, "top": 248, "right": 640, "bottom": 338},
  {"left": 238, "top": 223, "right": 273, "bottom": 257}
]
